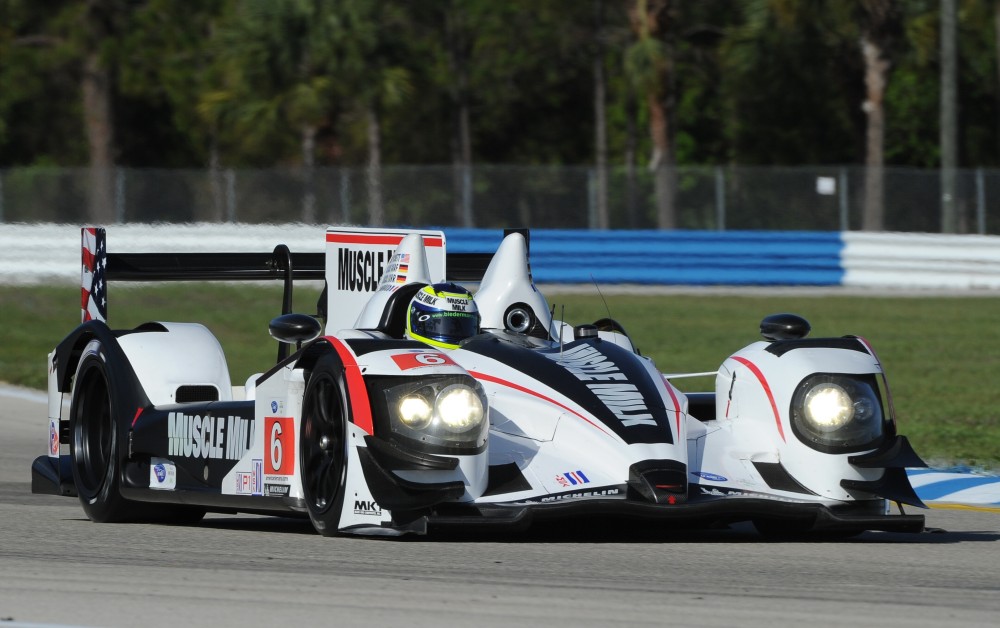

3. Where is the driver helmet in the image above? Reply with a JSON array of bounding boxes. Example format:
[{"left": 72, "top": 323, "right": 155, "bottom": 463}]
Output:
[{"left": 406, "top": 282, "right": 479, "bottom": 349}]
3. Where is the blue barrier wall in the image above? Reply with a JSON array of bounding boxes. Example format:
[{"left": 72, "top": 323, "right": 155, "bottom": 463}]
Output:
[
  {"left": 6, "top": 224, "right": 998, "bottom": 289},
  {"left": 444, "top": 229, "right": 846, "bottom": 285}
]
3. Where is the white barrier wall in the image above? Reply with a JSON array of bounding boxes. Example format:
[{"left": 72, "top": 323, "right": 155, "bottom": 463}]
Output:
[
  {"left": 2, "top": 223, "right": 327, "bottom": 285},
  {"left": 842, "top": 232, "right": 1000, "bottom": 289},
  {"left": 3, "top": 223, "right": 1000, "bottom": 290}
]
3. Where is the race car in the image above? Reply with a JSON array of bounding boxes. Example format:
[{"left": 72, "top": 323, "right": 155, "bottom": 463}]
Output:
[{"left": 31, "top": 226, "right": 929, "bottom": 538}]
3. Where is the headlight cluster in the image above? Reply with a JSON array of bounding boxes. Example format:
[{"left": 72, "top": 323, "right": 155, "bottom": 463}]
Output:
[
  {"left": 384, "top": 377, "right": 488, "bottom": 449},
  {"left": 790, "top": 374, "right": 884, "bottom": 452}
]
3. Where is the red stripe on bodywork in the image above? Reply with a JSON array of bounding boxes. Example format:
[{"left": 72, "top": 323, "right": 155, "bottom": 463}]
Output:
[
  {"left": 326, "top": 337, "right": 374, "bottom": 435},
  {"left": 468, "top": 370, "right": 612, "bottom": 438},
  {"left": 325, "top": 233, "right": 444, "bottom": 247},
  {"left": 660, "top": 376, "right": 683, "bottom": 439},
  {"left": 131, "top": 407, "right": 144, "bottom": 427},
  {"left": 731, "top": 356, "right": 785, "bottom": 442}
]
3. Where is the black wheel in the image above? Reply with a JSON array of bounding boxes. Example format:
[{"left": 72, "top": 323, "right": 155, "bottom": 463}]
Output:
[
  {"left": 70, "top": 340, "right": 140, "bottom": 522},
  {"left": 300, "top": 354, "right": 349, "bottom": 536}
]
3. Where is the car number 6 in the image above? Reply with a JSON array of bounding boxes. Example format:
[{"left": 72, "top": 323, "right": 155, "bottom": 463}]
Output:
[
  {"left": 270, "top": 421, "right": 283, "bottom": 470},
  {"left": 415, "top": 353, "right": 446, "bottom": 365}
]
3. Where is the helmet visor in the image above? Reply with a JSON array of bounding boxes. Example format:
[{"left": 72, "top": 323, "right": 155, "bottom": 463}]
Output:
[{"left": 410, "top": 308, "right": 479, "bottom": 344}]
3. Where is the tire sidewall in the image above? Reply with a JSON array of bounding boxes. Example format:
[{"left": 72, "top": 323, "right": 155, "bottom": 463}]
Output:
[
  {"left": 70, "top": 340, "right": 128, "bottom": 522},
  {"left": 300, "top": 353, "right": 349, "bottom": 536}
]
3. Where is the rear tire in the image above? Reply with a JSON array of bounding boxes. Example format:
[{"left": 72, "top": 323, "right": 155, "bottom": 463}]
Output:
[
  {"left": 70, "top": 340, "right": 140, "bottom": 522},
  {"left": 300, "top": 354, "right": 349, "bottom": 536},
  {"left": 70, "top": 339, "right": 208, "bottom": 525}
]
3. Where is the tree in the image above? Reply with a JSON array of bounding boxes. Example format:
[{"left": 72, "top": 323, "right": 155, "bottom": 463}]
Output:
[
  {"left": 858, "top": 0, "right": 902, "bottom": 232},
  {"left": 626, "top": 0, "right": 676, "bottom": 229},
  {"left": 200, "top": 1, "right": 343, "bottom": 221},
  {"left": 594, "top": 0, "right": 610, "bottom": 229},
  {"left": 940, "top": 0, "right": 958, "bottom": 232}
]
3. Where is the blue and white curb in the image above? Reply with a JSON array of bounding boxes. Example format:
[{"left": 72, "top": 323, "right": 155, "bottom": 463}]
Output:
[{"left": 909, "top": 468, "right": 1000, "bottom": 508}]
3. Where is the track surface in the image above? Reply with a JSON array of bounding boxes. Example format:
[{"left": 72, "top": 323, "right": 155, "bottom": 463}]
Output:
[{"left": 2, "top": 386, "right": 999, "bottom": 627}]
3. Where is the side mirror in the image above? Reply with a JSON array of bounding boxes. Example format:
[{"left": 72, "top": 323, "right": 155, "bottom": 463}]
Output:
[
  {"left": 269, "top": 313, "right": 323, "bottom": 345},
  {"left": 760, "top": 313, "right": 811, "bottom": 341}
]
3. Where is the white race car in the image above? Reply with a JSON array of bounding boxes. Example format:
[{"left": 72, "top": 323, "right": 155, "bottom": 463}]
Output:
[{"left": 31, "top": 226, "right": 928, "bottom": 538}]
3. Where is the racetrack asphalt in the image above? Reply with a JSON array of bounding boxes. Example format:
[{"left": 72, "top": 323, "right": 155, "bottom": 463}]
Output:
[{"left": 3, "top": 383, "right": 1000, "bottom": 628}]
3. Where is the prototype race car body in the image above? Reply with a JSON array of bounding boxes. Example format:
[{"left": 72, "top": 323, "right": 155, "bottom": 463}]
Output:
[{"left": 31, "top": 226, "right": 928, "bottom": 537}]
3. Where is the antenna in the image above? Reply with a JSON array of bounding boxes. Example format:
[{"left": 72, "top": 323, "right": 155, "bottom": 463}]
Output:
[
  {"left": 591, "top": 274, "right": 613, "bottom": 320},
  {"left": 559, "top": 304, "right": 565, "bottom": 356}
]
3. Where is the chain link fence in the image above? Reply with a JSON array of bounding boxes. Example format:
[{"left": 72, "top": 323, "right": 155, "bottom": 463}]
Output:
[{"left": 1, "top": 165, "right": 997, "bottom": 233}]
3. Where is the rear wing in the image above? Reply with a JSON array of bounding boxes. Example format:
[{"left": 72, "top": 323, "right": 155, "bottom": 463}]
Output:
[{"left": 80, "top": 226, "right": 509, "bottom": 325}]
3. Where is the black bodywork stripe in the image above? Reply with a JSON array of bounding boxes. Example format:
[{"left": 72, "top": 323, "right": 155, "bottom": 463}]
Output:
[
  {"left": 462, "top": 335, "right": 672, "bottom": 445},
  {"left": 765, "top": 337, "right": 868, "bottom": 357}
]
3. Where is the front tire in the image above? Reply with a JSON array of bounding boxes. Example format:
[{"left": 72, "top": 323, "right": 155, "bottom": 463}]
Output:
[{"left": 300, "top": 353, "right": 349, "bottom": 536}]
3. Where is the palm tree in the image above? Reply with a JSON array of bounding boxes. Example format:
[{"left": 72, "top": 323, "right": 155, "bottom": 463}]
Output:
[
  {"left": 858, "top": 0, "right": 902, "bottom": 232},
  {"left": 626, "top": 0, "right": 676, "bottom": 229},
  {"left": 200, "top": 0, "right": 338, "bottom": 222}
]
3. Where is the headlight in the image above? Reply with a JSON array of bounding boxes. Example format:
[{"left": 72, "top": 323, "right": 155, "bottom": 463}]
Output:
[
  {"left": 397, "top": 389, "right": 434, "bottom": 429},
  {"left": 382, "top": 376, "right": 488, "bottom": 450},
  {"left": 791, "top": 374, "right": 884, "bottom": 452},
  {"left": 802, "top": 383, "right": 854, "bottom": 431},
  {"left": 436, "top": 385, "right": 485, "bottom": 432}
]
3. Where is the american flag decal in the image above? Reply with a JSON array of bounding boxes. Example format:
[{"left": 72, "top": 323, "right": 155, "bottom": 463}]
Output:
[
  {"left": 555, "top": 470, "right": 591, "bottom": 487},
  {"left": 81, "top": 227, "right": 107, "bottom": 322}
]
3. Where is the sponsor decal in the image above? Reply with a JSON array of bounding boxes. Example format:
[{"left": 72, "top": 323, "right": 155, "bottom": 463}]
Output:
[
  {"left": 149, "top": 458, "right": 177, "bottom": 490},
  {"left": 386, "top": 253, "right": 410, "bottom": 285},
  {"left": 692, "top": 471, "right": 728, "bottom": 482},
  {"left": 556, "top": 470, "right": 591, "bottom": 487},
  {"left": 48, "top": 419, "right": 60, "bottom": 457},
  {"left": 337, "top": 247, "right": 395, "bottom": 292},
  {"left": 353, "top": 499, "right": 382, "bottom": 517},
  {"left": 236, "top": 459, "right": 264, "bottom": 495},
  {"left": 538, "top": 487, "right": 621, "bottom": 503},
  {"left": 270, "top": 400, "right": 278, "bottom": 413},
  {"left": 543, "top": 344, "right": 656, "bottom": 428},
  {"left": 264, "top": 483, "right": 290, "bottom": 497},
  {"left": 167, "top": 412, "right": 254, "bottom": 460},
  {"left": 265, "top": 417, "right": 295, "bottom": 475},
  {"left": 390, "top": 350, "right": 457, "bottom": 371},
  {"left": 699, "top": 486, "right": 778, "bottom": 500}
]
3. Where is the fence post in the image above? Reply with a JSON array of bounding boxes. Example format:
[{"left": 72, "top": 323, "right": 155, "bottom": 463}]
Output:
[
  {"left": 714, "top": 167, "right": 726, "bottom": 231},
  {"left": 839, "top": 168, "right": 849, "bottom": 231},
  {"left": 587, "top": 168, "right": 597, "bottom": 229},
  {"left": 225, "top": 169, "right": 236, "bottom": 222},
  {"left": 340, "top": 169, "right": 351, "bottom": 224},
  {"left": 462, "top": 165, "right": 474, "bottom": 227},
  {"left": 976, "top": 168, "right": 986, "bottom": 235},
  {"left": 115, "top": 168, "right": 126, "bottom": 223}
]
